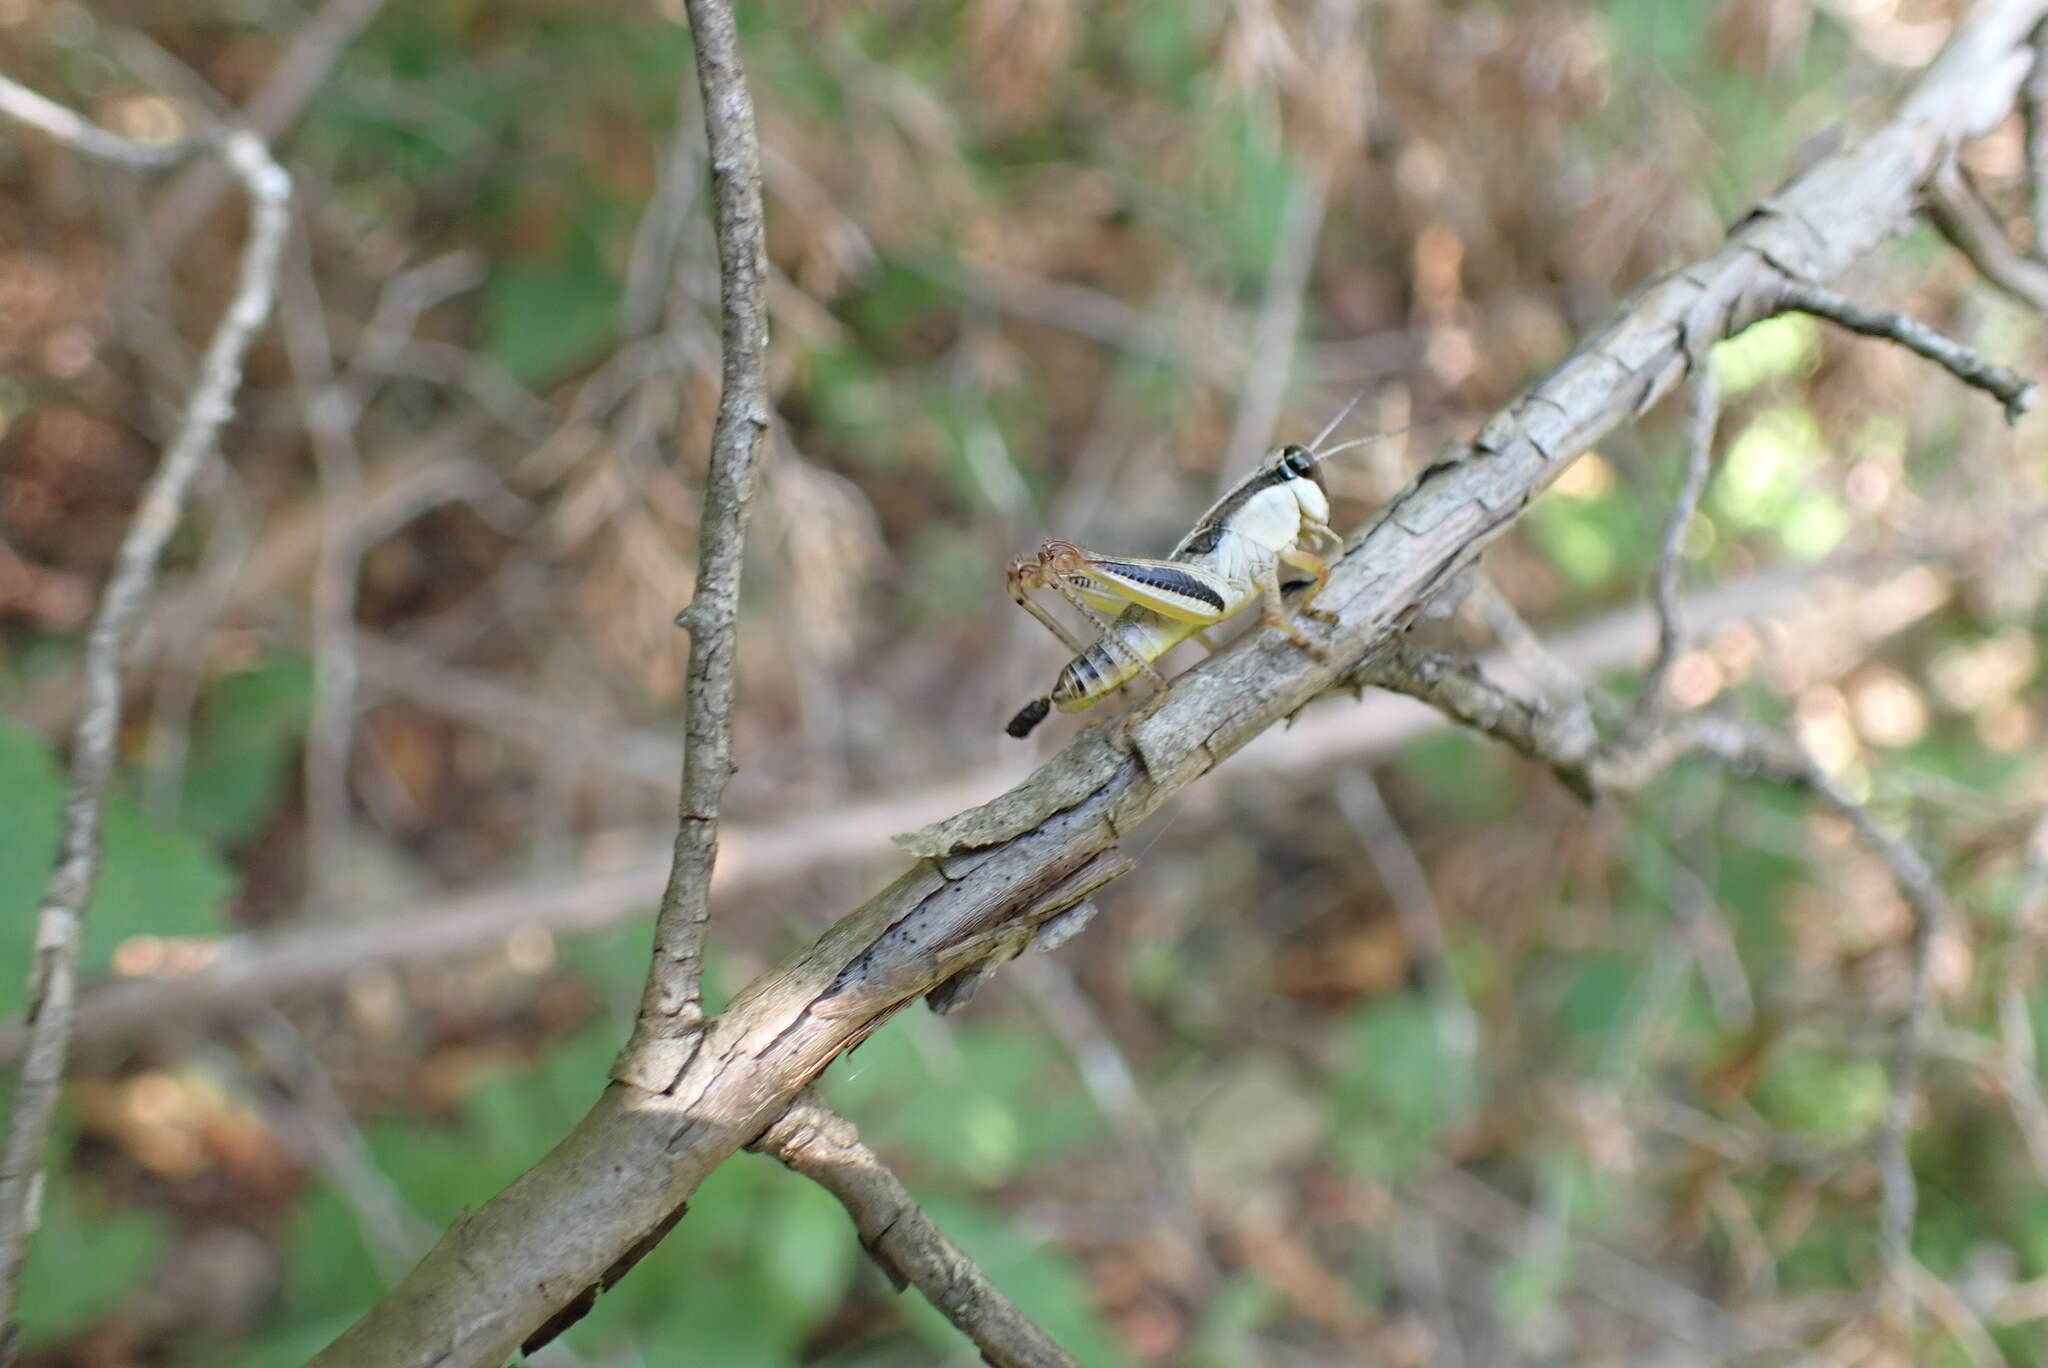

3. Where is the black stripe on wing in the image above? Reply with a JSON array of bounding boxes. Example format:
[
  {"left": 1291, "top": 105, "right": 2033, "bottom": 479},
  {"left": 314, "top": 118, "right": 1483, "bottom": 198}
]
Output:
[{"left": 1098, "top": 559, "right": 1226, "bottom": 612}]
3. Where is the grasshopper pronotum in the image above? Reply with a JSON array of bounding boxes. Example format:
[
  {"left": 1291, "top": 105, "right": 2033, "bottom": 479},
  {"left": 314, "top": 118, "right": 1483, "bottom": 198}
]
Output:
[{"left": 1005, "top": 404, "right": 1386, "bottom": 739}]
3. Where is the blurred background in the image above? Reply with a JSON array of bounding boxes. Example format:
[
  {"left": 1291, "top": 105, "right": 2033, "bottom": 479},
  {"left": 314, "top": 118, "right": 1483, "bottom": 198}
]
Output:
[{"left": 4, "top": 0, "right": 2048, "bottom": 1363}]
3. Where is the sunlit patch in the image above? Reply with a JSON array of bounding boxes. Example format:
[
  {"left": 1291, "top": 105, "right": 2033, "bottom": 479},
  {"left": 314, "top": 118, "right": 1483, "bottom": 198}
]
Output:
[
  {"left": 111, "top": 934, "right": 225, "bottom": 978},
  {"left": 1711, "top": 314, "right": 1820, "bottom": 396},
  {"left": 1794, "top": 685, "right": 1861, "bottom": 776},
  {"left": 1667, "top": 649, "right": 1722, "bottom": 710},
  {"left": 1844, "top": 458, "right": 1893, "bottom": 510},
  {"left": 345, "top": 964, "right": 405, "bottom": 1038},
  {"left": 1847, "top": 668, "right": 1928, "bottom": 748},
  {"left": 1709, "top": 621, "right": 1759, "bottom": 684},
  {"left": 1977, "top": 701, "right": 2036, "bottom": 753},
  {"left": 505, "top": 925, "right": 556, "bottom": 975},
  {"left": 1424, "top": 325, "right": 1475, "bottom": 387},
  {"left": 105, "top": 93, "right": 184, "bottom": 146},
  {"left": 1551, "top": 452, "right": 1616, "bottom": 500},
  {"left": 1929, "top": 632, "right": 2037, "bottom": 712}
]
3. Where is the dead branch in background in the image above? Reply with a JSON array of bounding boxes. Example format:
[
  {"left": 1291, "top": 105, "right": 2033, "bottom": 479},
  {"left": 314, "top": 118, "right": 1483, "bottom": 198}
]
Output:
[
  {"left": 0, "top": 552, "right": 1955, "bottom": 1067},
  {"left": 304, "top": 5, "right": 2048, "bottom": 1364},
  {"left": 0, "top": 80, "right": 290, "bottom": 1354},
  {"left": 613, "top": 0, "right": 774, "bottom": 1094}
]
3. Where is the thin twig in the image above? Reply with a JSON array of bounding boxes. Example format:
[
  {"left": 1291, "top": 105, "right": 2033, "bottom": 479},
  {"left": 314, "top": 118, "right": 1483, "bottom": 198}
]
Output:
[
  {"left": 0, "top": 77, "right": 191, "bottom": 168},
  {"left": 1775, "top": 277, "right": 2037, "bottom": 422},
  {"left": 1333, "top": 768, "right": 1478, "bottom": 1062},
  {"left": 1925, "top": 160, "right": 2048, "bottom": 312},
  {"left": 2026, "top": 23, "right": 2048, "bottom": 262},
  {"left": 145, "top": 0, "right": 389, "bottom": 252},
  {"left": 1999, "top": 815, "right": 2048, "bottom": 1175},
  {"left": 614, "top": 0, "right": 774, "bottom": 1093},
  {"left": 750, "top": 1091, "right": 1080, "bottom": 1368},
  {"left": 1349, "top": 644, "right": 1599, "bottom": 800},
  {"left": 0, "top": 79, "right": 289, "bottom": 1347},
  {"left": 1631, "top": 370, "right": 1719, "bottom": 734},
  {"left": 279, "top": 239, "right": 368, "bottom": 915}
]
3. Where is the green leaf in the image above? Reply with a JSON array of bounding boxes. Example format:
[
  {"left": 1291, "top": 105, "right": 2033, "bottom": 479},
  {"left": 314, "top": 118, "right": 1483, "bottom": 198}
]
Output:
[
  {"left": 0, "top": 720, "right": 236, "bottom": 1020},
  {"left": 481, "top": 237, "right": 620, "bottom": 384},
  {"left": 1331, "top": 996, "right": 1475, "bottom": 1178},
  {"left": 177, "top": 657, "right": 313, "bottom": 844},
  {"left": 15, "top": 1169, "right": 169, "bottom": 1348}
]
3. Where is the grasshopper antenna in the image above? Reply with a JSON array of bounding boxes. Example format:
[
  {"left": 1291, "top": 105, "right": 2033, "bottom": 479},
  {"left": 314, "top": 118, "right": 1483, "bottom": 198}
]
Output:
[
  {"left": 1307, "top": 391, "right": 1368, "bottom": 455},
  {"left": 1311, "top": 426, "right": 1412, "bottom": 466}
]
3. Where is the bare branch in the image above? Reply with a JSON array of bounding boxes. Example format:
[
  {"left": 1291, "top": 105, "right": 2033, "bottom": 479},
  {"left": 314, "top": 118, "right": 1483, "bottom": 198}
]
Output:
[
  {"left": 2027, "top": 24, "right": 2048, "bottom": 261},
  {"left": 1775, "top": 277, "right": 2037, "bottom": 421},
  {"left": 1631, "top": 371, "right": 1719, "bottom": 734},
  {"left": 0, "top": 77, "right": 190, "bottom": 168},
  {"left": 1349, "top": 644, "right": 1598, "bottom": 800},
  {"left": 0, "top": 78, "right": 289, "bottom": 1346},
  {"left": 750, "top": 1091, "right": 1081, "bottom": 1368},
  {"left": 1334, "top": 769, "right": 1477, "bottom": 1061},
  {"left": 615, "top": 0, "right": 774, "bottom": 1092},
  {"left": 145, "top": 0, "right": 389, "bottom": 252},
  {"left": 1925, "top": 160, "right": 2048, "bottom": 312}
]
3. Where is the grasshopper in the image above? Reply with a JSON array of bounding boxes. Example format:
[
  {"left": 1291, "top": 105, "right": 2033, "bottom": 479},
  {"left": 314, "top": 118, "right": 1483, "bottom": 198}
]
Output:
[{"left": 1005, "top": 405, "right": 1385, "bottom": 739}]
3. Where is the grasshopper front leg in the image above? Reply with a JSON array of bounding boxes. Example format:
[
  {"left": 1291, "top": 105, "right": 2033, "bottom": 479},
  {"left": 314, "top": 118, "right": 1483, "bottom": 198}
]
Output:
[
  {"left": 1258, "top": 557, "right": 1330, "bottom": 661},
  {"left": 1278, "top": 543, "right": 1339, "bottom": 624}
]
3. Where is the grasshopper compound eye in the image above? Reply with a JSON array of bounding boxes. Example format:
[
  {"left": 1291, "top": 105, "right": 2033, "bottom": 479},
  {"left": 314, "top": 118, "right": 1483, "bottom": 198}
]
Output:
[{"left": 1279, "top": 444, "right": 1313, "bottom": 478}]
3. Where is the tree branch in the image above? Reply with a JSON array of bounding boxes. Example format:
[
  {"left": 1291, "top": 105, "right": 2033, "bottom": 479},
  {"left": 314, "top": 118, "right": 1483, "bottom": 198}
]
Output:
[
  {"left": 1924, "top": 159, "right": 2048, "bottom": 311},
  {"left": 305, "top": 6, "right": 2048, "bottom": 1363},
  {"left": 1774, "top": 277, "right": 2037, "bottom": 421},
  {"left": 614, "top": 0, "right": 774, "bottom": 1092},
  {"left": 0, "top": 79, "right": 289, "bottom": 1351},
  {"left": 750, "top": 1091, "right": 1081, "bottom": 1368}
]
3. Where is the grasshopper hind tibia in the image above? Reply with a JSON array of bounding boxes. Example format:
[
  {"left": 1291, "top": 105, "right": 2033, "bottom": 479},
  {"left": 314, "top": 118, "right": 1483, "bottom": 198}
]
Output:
[{"left": 1006, "top": 696, "right": 1052, "bottom": 738}]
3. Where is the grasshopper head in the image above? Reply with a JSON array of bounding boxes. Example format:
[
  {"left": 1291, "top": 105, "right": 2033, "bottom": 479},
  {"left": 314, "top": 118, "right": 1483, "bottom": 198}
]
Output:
[{"left": 1273, "top": 443, "right": 1331, "bottom": 525}]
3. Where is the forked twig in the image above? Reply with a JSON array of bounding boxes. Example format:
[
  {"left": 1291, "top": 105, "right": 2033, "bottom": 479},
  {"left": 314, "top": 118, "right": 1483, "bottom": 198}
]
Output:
[{"left": 614, "top": 0, "right": 775, "bottom": 1093}]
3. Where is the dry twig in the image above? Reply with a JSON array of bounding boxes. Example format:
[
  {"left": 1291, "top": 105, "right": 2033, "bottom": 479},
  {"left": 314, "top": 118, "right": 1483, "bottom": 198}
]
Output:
[
  {"left": 1925, "top": 161, "right": 2048, "bottom": 311},
  {"left": 1631, "top": 371, "right": 1719, "bottom": 734},
  {"left": 614, "top": 0, "right": 774, "bottom": 1092},
  {"left": 750, "top": 1092, "right": 1080, "bottom": 1368},
  {"left": 1775, "top": 277, "right": 2036, "bottom": 421},
  {"left": 0, "top": 78, "right": 289, "bottom": 1350},
  {"left": 2027, "top": 23, "right": 2048, "bottom": 261}
]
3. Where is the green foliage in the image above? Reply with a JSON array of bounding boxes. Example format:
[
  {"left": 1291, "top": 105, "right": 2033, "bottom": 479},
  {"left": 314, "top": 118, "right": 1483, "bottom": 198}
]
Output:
[
  {"left": 177, "top": 657, "right": 314, "bottom": 845},
  {"left": 1392, "top": 730, "right": 1521, "bottom": 823},
  {"left": 1713, "top": 405, "right": 1849, "bottom": 560},
  {"left": 481, "top": 230, "right": 623, "bottom": 385},
  {"left": 1751, "top": 1040, "right": 1888, "bottom": 1141},
  {"left": 15, "top": 1148, "right": 170, "bottom": 1349},
  {"left": 824, "top": 1017, "right": 1105, "bottom": 1186},
  {"left": 1330, "top": 996, "right": 1475, "bottom": 1178},
  {"left": 1526, "top": 469, "right": 1658, "bottom": 591},
  {"left": 250, "top": 1000, "right": 1119, "bottom": 1362},
  {"left": 0, "top": 720, "right": 235, "bottom": 1020}
]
